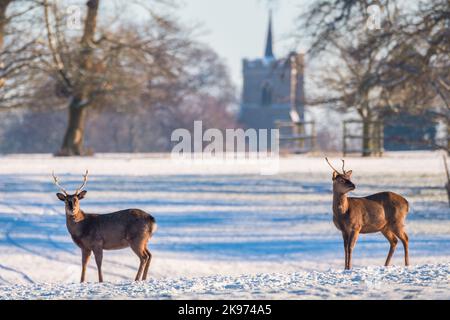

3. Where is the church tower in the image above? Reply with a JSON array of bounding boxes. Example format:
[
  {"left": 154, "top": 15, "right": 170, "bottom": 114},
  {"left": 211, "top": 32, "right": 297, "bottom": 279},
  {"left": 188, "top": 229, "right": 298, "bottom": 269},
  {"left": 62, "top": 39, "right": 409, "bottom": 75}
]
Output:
[
  {"left": 239, "top": 11, "right": 305, "bottom": 130},
  {"left": 264, "top": 11, "right": 275, "bottom": 60}
]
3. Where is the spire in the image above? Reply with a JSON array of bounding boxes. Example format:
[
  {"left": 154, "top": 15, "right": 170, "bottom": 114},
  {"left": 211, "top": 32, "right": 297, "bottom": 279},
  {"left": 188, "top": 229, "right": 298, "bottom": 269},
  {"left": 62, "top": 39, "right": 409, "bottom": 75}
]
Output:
[{"left": 264, "top": 10, "right": 274, "bottom": 60}]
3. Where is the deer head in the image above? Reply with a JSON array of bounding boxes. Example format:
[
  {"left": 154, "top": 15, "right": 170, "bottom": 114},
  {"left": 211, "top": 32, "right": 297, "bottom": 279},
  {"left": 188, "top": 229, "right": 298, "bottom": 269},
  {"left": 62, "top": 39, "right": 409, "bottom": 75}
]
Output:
[
  {"left": 325, "top": 158, "right": 355, "bottom": 194},
  {"left": 53, "top": 170, "right": 89, "bottom": 216}
]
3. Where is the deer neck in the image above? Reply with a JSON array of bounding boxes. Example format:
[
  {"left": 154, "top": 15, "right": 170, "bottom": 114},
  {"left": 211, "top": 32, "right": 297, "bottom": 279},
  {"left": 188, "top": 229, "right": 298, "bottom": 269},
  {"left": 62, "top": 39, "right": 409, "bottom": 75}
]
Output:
[
  {"left": 333, "top": 191, "right": 349, "bottom": 215},
  {"left": 66, "top": 210, "right": 86, "bottom": 235}
]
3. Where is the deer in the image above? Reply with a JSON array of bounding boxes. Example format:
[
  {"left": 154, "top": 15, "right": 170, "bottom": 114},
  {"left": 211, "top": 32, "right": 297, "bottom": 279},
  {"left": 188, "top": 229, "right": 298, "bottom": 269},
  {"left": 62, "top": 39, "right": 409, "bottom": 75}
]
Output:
[
  {"left": 325, "top": 158, "right": 410, "bottom": 270},
  {"left": 52, "top": 170, "right": 157, "bottom": 283}
]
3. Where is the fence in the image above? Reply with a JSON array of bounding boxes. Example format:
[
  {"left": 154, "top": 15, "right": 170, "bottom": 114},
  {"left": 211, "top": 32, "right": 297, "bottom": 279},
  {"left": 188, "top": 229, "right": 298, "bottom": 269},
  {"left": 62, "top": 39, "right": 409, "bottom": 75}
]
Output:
[
  {"left": 343, "top": 120, "right": 384, "bottom": 157},
  {"left": 276, "top": 120, "right": 316, "bottom": 153}
]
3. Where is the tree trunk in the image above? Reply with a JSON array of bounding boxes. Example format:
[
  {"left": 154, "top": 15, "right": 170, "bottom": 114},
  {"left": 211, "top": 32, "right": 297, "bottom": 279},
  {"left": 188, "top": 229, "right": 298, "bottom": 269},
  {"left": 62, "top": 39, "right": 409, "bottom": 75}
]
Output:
[
  {"left": 58, "top": 99, "right": 88, "bottom": 156},
  {"left": 0, "top": 0, "right": 12, "bottom": 48},
  {"left": 362, "top": 118, "right": 372, "bottom": 157},
  {"left": 0, "top": 0, "right": 12, "bottom": 88},
  {"left": 447, "top": 119, "right": 450, "bottom": 155}
]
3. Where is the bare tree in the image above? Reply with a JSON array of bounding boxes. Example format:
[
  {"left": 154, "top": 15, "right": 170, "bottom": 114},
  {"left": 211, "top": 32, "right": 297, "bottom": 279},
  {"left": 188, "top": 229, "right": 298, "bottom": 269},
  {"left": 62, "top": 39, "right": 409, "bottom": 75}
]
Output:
[
  {"left": 0, "top": 0, "right": 43, "bottom": 108},
  {"left": 315, "top": 36, "right": 388, "bottom": 156},
  {"left": 41, "top": 0, "right": 101, "bottom": 155},
  {"left": 1, "top": 0, "right": 237, "bottom": 154},
  {"left": 298, "top": 0, "right": 450, "bottom": 154},
  {"left": 378, "top": 0, "right": 450, "bottom": 151},
  {"left": 41, "top": 0, "right": 210, "bottom": 155}
]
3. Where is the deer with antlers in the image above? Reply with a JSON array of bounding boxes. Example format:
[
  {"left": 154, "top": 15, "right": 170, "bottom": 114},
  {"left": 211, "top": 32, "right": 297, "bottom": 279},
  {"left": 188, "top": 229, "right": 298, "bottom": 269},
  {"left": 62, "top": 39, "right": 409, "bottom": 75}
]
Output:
[
  {"left": 325, "top": 158, "right": 410, "bottom": 270},
  {"left": 52, "top": 171, "right": 157, "bottom": 282}
]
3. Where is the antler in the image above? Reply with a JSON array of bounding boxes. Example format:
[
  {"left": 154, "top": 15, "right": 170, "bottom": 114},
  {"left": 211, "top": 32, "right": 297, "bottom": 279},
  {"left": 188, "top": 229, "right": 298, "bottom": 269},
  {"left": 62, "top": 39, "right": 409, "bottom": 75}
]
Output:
[
  {"left": 52, "top": 171, "right": 68, "bottom": 196},
  {"left": 341, "top": 159, "right": 346, "bottom": 175},
  {"left": 325, "top": 157, "right": 342, "bottom": 174},
  {"left": 75, "top": 170, "right": 89, "bottom": 195}
]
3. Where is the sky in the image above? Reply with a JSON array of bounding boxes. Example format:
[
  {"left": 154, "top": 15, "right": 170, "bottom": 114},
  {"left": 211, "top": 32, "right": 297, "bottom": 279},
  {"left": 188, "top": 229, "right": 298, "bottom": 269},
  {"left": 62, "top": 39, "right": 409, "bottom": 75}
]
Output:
[{"left": 177, "top": 0, "right": 306, "bottom": 88}]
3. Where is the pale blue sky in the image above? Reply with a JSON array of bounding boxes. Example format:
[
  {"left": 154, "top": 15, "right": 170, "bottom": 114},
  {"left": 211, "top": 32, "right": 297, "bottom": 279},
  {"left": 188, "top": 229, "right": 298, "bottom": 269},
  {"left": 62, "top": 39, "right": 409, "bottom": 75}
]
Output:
[
  {"left": 178, "top": 0, "right": 306, "bottom": 88},
  {"left": 58, "top": 0, "right": 307, "bottom": 89}
]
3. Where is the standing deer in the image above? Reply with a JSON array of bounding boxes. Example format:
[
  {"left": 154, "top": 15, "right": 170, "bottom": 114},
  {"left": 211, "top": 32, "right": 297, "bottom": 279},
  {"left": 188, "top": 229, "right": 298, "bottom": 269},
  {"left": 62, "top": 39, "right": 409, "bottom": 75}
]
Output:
[
  {"left": 325, "top": 158, "right": 410, "bottom": 270},
  {"left": 52, "top": 171, "right": 157, "bottom": 282}
]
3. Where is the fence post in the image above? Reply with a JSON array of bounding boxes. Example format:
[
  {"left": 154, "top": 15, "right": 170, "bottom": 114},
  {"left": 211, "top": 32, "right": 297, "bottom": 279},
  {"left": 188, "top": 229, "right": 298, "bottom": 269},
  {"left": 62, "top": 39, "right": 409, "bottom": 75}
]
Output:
[
  {"left": 298, "top": 122, "right": 305, "bottom": 150},
  {"left": 379, "top": 121, "right": 384, "bottom": 157},
  {"left": 373, "top": 121, "right": 379, "bottom": 156},
  {"left": 343, "top": 121, "right": 347, "bottom": 157},
  {"left": 311, "top": 121, "right": 316, "bottom": 151}
]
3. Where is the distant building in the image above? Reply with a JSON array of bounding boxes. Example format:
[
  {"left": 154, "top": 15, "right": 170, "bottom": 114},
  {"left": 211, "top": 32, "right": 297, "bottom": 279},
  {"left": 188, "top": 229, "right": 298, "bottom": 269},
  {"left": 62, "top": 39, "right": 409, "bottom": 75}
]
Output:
[
  {"left": 239, "top": 12, "right": 305, "bottom": 130},
  {"left": 383, "top": 110, "right": 438, "bottom": 151}
]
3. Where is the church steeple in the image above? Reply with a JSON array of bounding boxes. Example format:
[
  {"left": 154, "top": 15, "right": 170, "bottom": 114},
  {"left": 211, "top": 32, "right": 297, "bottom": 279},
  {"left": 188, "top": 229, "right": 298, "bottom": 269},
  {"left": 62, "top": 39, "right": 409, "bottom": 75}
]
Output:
[{"left": 264, "top": 10, "right": 275, "bottom": 60}]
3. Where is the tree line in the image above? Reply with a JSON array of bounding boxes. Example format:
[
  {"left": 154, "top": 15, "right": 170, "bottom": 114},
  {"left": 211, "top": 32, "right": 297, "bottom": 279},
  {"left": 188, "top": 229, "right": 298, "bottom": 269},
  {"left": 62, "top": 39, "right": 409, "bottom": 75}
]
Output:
[{"left": 1, "top": 0, "right": 448, "bottom": 156}]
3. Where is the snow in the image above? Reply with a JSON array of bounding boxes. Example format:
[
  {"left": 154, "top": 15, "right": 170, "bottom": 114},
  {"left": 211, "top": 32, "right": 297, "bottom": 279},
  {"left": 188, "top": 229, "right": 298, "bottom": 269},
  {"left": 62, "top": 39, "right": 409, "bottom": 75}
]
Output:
[
  {"left": 2, "top": 264, "right": 449, "bottom": 299},
  {"left": 0, "top": 151, "right": 449, "bottom": 299}
]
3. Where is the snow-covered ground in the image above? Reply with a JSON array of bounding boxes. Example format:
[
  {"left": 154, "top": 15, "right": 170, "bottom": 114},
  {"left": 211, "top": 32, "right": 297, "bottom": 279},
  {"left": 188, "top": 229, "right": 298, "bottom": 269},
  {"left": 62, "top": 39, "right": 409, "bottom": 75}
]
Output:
[{"left": 0, "top": 152, "right": 449, "bottom": 299}]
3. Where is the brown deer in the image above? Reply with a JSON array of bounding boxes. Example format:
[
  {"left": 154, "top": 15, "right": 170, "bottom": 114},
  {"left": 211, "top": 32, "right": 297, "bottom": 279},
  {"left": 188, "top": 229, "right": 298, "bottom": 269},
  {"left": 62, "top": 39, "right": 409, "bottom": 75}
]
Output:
[
  {"left": 52, "top": 171, "right": 157, "bottom": 283},
  {"left": 325, "top": 158, "right": 410, "bottom": 270}
]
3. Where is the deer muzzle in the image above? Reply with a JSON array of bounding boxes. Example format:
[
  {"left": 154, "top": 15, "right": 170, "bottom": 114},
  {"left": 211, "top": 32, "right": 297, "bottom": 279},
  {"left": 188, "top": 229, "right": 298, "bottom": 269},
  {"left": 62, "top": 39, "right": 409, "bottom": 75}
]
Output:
[{"left": 66, "top": 201, "right": 77, "bottom": 216}]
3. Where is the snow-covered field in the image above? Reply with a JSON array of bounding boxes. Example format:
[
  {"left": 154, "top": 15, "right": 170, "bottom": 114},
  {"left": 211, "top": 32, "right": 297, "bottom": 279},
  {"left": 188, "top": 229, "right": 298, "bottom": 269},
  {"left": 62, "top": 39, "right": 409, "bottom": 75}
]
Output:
[{"left": 0, "top": 152, "right": 449, "bottom": 299}]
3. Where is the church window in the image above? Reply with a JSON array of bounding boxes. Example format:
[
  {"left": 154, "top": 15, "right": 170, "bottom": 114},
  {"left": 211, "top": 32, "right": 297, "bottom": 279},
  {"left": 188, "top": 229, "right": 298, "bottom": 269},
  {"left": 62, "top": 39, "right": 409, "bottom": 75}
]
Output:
[{"left": 261, "top": 82, "right": 273, "bottom": 106}]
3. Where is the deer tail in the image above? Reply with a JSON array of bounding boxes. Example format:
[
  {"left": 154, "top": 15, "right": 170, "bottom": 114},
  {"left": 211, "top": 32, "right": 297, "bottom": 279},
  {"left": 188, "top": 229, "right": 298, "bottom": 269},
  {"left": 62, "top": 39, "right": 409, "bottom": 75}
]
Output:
[
  {"left": 147, "top": 215, "right": 157, "bottom": 234},
  {"left": 404, "top": 198, "right": 410, "bottom": 216}
]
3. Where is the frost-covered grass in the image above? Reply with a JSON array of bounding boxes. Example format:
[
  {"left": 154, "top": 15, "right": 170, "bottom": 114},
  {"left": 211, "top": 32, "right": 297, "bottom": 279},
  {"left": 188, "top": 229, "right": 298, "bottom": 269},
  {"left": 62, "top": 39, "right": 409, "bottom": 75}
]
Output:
[{"left": 0, "top": 152, "right": 449, "bottom": 299}]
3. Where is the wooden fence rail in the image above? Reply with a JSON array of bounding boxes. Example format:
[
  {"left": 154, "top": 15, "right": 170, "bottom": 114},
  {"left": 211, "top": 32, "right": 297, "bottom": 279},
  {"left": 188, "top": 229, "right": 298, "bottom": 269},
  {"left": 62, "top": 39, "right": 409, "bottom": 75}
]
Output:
[{"left": 276, "top": 120, "right": 316, "bottom": 154}]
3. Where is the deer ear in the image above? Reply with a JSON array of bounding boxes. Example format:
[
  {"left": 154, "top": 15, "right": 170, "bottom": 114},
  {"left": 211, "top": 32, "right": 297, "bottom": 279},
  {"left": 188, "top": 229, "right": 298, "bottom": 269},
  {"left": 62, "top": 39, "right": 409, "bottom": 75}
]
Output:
[
  {"left": 332, "top": 172, "right": 338, "bottom": 180},
  {"left": 77, "top": 190, "right": 87, "bottom": 200},
  {"left": 56, "top": 193, "right": 66, "bottom": 201},
  {"left": 346, "top": 170, "right": 353, "bottom": 178}
]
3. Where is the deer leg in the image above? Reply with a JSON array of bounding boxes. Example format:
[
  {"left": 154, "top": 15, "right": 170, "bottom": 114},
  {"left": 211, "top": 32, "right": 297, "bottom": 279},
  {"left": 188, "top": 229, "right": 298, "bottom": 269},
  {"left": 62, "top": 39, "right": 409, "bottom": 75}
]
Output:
[
  {"left": 80, "top": 249, "right": 91, "bottom": 283},
  {"left": 382, "top": 229, "right": 398, "bottom": 266},
  {"left": 347, "top": 230, "right": 360, "bottom": 270},
  {"left": 395, "top": 230, "right": 409, "bottom": 266},
  {"left": 142, "top": 248, "right": 152, "bottom": 281},
  {"left": 93, "top": 249, "right": 104, "bottom": 283},
  {"left": 342, "top": 232, "right": 349, "bottom": 270},
  {"left": 131, "top": 244, "right": 148, "bottom": 281}
]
